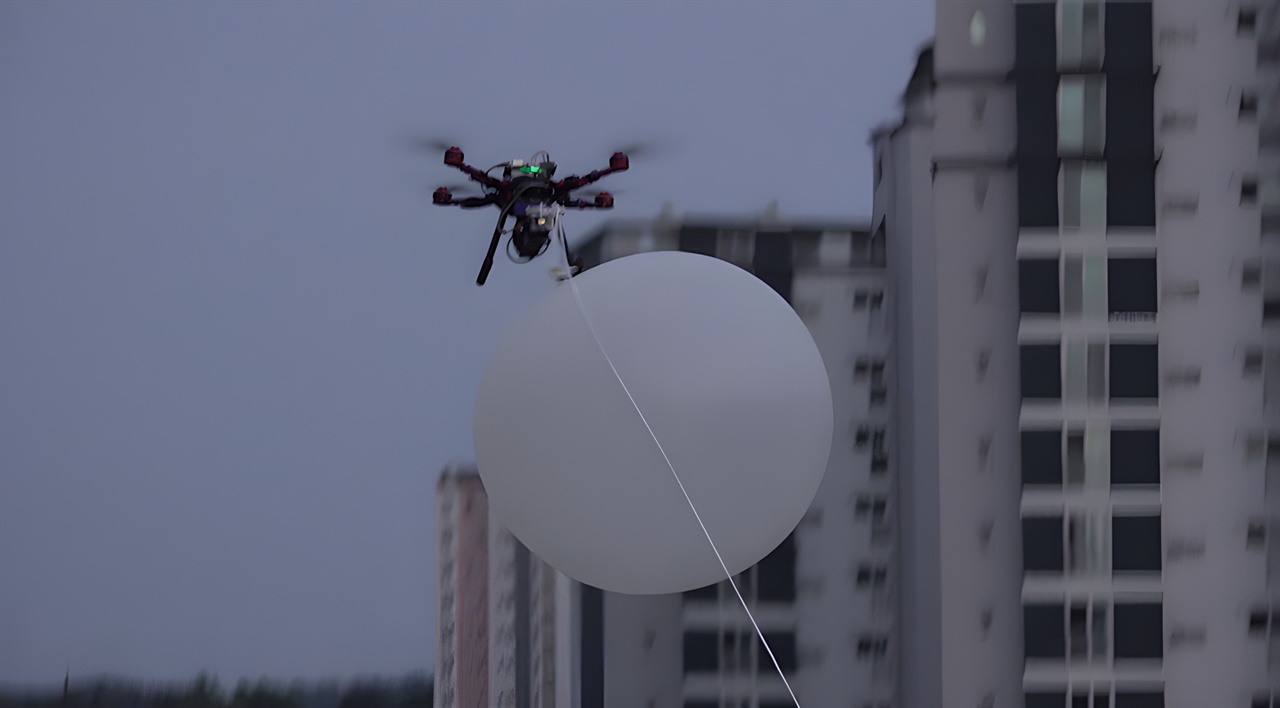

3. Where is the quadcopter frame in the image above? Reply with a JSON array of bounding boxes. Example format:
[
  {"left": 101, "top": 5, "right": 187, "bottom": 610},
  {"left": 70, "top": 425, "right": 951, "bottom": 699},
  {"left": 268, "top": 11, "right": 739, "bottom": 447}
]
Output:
[{"left": 430, "top": 147, "right": 626, "bottom": 285}]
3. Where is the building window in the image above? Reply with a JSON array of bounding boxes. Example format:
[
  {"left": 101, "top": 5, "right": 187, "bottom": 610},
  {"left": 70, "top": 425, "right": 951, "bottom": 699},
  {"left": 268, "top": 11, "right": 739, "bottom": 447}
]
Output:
[
  {"left": 1109, "top": 343, "right": 1159, "bottom": 400},
  {"left": 1247, "top": 609, "right": 1269, "bottom": 635},
  {"left": 1113, "top": 603, "right": 1164, "bottom": 659},
  {"left": 1112, "top": 514, "right": 1162, "bottom": 572},
  {"left": 683, "top": 631, "right": 719, "bottom": 672},
  {"left": 1241, "top": 92, "right": 1259, "bottom": 118},
  {"left": 1239, "top": 5, "right": 1258, "bottom": 35},
  {"left": 1107, "top": 258, "right": 1158, "bottom": 315},
  {"left": 1068, "top": 600, "right": 1109, "bottom": 661},
  {"left": 1243, "top": 177, "right": 1260, "bottom": 205},
  {"left": 1064, "top": 338, "right": 1106, "bottom": 402},
  {"left": 1020, "top": 258, "right": 1062, "bottom": 314},
  {"left": 1067, "top": 510, "right": 1109, "bottom": 575},
  {"left": 683, "top": 583, "right": 718, "bottom": 602},
  {"left": 1024, "top": 602, "right": 1067, "bottom": 658},
  {"left": 855, "top": 634, "right": 889, "bottom": 660},
  {"left": 1026, "top": 694, "right": 1067, "bottom": 708},
  {"left": 1115, "top": 692, "right": 1166, "bottom": 708},
  {"left": 1021, "top": 343, "right": 1063, "bottom": 400},
  {"left": 1024, "top": 515, "right": 1065, "bottom": 572},
  {"left": 1110, "top": 428, "right": 1160, "bottom": 485},
  {"left": 1058, "top": 0, "right": 1104, "bottom": 70},
  {"left": 1059, "top": 76, "right": 1106, "bottom": 156},
  {"left": 756, "top": 532, "right": 796, "bottom": 602},
  {"left": 1061, "top": 162, "right": 1108, "bottom": 231},
  {"left": 757, "top": 632, "right": 797, "bottom": 671},
  {"left": 1022, "top": 429, "right": 1063, "bottom": 485}
]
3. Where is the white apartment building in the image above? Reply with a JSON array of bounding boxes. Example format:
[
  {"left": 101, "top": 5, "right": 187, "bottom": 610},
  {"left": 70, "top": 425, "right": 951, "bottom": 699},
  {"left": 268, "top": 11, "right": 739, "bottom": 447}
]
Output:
[
  {"left": 872, "top": 2, "right": 1280, "bottom": 707},
  {"left": 435, "top": 463, "right": 576, "bottom": 708},
  {"left": 569, "top": 204, "right": 895, "bottom": 708}
]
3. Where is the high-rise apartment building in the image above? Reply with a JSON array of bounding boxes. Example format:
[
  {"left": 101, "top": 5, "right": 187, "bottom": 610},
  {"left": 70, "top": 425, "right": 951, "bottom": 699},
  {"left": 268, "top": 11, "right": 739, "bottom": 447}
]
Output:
[
  {"left": 435, "top": 463, "right": 575, "bottom": 708},
  {"left": 570, "top": 204, "right": 893, "bottom": 708},
  {"left": 873, "top": 2, "right": 1280, "bottom": 707}
]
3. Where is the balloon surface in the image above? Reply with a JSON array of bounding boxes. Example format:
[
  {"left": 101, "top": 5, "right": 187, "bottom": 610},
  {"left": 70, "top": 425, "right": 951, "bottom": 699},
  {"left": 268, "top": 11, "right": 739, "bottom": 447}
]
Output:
[{"left": 472, "top": 251, "right": 833, "bottom": 595}]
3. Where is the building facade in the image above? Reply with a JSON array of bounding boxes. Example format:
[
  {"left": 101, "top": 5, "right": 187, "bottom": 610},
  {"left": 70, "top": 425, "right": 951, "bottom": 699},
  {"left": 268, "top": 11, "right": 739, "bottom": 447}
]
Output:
[
  {"left": 571, "top": 205, "right": 894, "bottom": 708},
  {"left": 873, "top": 2, "right": 1280, "bottom": 707},
  {"left": 435, "top": 463, "right": 575, "bottom": 708}
]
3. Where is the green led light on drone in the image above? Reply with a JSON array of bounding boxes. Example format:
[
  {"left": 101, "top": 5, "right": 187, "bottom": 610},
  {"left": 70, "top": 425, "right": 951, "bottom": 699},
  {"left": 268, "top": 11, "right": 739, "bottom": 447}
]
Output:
[{"left": 519, "top": 165, "right": 541, "bottom": 173}]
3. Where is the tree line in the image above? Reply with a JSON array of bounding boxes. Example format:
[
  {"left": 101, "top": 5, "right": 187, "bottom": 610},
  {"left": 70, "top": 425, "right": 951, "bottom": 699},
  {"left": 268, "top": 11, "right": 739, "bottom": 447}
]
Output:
[{"left": 0, "top": 672, "right": 433, "bottom": 708}]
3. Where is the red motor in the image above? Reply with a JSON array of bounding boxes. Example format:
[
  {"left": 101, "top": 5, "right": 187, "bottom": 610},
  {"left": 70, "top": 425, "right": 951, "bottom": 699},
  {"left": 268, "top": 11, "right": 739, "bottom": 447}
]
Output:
[
  {"left": 432, "top": 187, "right": 451, "bottom": 204},
  {"left": 444, "top": 147, "right": 464, "bottom": 166},
  {"left": 594, "top": 192, "right": 614, "bottom": 208},
  {"left": 608, "top": 152, "right": 629, "bottom": 171}
]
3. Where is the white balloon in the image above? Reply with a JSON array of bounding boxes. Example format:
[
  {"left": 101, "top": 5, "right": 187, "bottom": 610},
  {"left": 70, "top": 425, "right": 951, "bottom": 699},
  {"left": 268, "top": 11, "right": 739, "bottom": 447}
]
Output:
[{"left": 473, "top": 251, "right": 833, "bottom": 595}]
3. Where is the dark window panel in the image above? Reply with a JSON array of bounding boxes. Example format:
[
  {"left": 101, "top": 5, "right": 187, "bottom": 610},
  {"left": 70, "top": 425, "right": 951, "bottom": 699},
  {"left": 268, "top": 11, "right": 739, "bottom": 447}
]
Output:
[
  {"left": 1105, "top": 76, "right": 1156, "bottom": 161},
  {"left": 1111, "top": 429, "right": 1161, "bottom": 485},
  {"left": 1107, "top": 258, "right": 1158, "bottom": 314},
  {"left": 678, "top": 226, "right": 717, "bottom": 257},
  {"left": 1018, "top": 80, "right": 1061, "bottom": 158},
  {"left": 1019, "top": 157, "right": 1061, "bottom": 227},
  {"left": 682, "top": 631, "right": 719, "bottom": 672},
  {"left": 1023, "top": 516, "right": 1065, "bottom": 572},
  {"left": 581, "top": 585, "right": 603, "bottom": 705},
  {"left": 1016, "top": 3, "right": 1058, "bottom": 73},
  {"left": 754, "top": 231, "right": 793, "bottom": 272},
  {"left": 756, "top": 270, "right": 792, "bottom": 303},
  {"left": 755, "top": 632, "right": 797, "bottom": 672},
  {"left": 1021, "top": 344, "right": 1062, "bottom": 400},
  {"left": 1113, "top": 514, "right": 1163, "bottom": 572},
  {"left": 1113, "top": 603, "right": 1164, "bottom": 659},
  {"left": 1026, "top": 694, "right": 1067, "bottom": 708},
  {"left": 1024, "top": 603, "right": 1066, "bottom": 658},
  {"left": 1022, "top": 429, "right": 1064, "bottom": 486},
  {"left": 1115, "top": 692, "right": 1165, "bottom": 708},
  {"left": 756, "top": 532, "right": 796, "bottom": 602},
  {"left": 754, "top": 232, "right": 793, "bottom": 302},
  {"left": 683, "top": 583, "right": 718, "bottom": 602},
  {"left": 1020, "top": 258, "right": 1062, "bottom": 314},
  {"left": 1104, "top": 1, "right": 1154, "bottom": 75},
  {"left": 1107, "top": 160, "right": 1157, "bottom": 228},
  {"left": 1110, "top": 343, "right": 1160, "bottom": 399}
]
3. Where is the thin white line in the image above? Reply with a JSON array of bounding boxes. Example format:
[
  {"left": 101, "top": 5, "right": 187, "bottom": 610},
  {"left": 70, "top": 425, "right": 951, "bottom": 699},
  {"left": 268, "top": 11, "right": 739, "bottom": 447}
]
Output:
[{"left": 554, "top": 222, "right": 801, "bottom": 708}]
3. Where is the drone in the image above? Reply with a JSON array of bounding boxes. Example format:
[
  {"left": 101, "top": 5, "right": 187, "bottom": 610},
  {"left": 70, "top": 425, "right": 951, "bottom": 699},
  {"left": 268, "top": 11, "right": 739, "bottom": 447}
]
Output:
[{"left": 430, "top": 146, "right": 629, "bottom": 286}]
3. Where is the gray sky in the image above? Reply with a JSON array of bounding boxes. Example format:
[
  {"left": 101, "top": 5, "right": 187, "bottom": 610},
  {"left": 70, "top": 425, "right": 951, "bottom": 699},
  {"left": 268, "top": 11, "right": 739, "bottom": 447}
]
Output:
[{"left": 0, "top": 0, "right": 932, "bottom": 686}]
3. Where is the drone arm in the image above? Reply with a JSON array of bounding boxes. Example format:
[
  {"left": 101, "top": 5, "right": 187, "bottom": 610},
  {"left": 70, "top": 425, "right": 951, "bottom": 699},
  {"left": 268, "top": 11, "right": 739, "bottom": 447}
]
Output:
[
  {"left": 557, "top": 167, "right": 620, "bottom": 192},
  {"left": 555, "top": 153, "right": 629, "bottom": 193},
  {"left": 562, "top": 199, "right": 614, "bottom": 210},
  {"left": 434, "top": 191, "right": 498, "bottom": 208},
  {"left": 452, "top": 196, "right": 497, "bottom": 208},
  {"left": 448, "top": 162, "right": 505, "bottom": 190}
]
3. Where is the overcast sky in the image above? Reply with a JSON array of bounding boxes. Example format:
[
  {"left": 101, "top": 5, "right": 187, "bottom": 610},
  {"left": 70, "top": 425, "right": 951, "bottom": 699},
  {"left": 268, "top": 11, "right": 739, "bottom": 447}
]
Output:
[{"left": 0, "top": 0, "right": 932, "bottom": 686}]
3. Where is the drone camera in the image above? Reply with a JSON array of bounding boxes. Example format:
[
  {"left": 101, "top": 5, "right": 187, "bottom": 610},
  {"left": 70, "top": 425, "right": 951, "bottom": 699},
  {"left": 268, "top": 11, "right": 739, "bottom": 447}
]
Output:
[
  {"left": 444, "top": 147, "right": 464, "bottom": 166},
  {"left": 432, "top": 187, "right": 451, "bottom": 204},
  {"left": 609, "top": 152, "right": 629, "bottom": 171}
]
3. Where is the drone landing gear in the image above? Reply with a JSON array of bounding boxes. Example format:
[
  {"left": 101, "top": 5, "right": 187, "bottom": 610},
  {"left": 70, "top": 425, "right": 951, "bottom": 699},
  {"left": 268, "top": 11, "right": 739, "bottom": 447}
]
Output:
[{"left": 477, "top": 211, "right": 510, "bottom": 286}]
